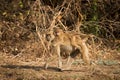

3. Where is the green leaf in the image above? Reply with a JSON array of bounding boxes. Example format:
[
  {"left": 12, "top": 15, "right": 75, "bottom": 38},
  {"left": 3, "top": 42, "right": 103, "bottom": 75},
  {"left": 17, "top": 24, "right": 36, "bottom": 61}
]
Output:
[{"left": 19, "top": 1, "right": 23, "bottom": 8}]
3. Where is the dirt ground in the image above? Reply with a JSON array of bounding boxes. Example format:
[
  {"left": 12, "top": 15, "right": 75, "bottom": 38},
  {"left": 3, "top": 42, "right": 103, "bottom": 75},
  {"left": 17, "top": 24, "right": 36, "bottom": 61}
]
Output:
[{"left": 0, "top": 52, "right": 120, "bottom": 80}]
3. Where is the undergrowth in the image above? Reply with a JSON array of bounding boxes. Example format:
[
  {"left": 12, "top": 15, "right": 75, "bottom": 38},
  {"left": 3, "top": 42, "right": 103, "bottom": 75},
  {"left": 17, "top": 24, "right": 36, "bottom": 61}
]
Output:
[{"left": 0, "top": 0, "right": 119, "bottom": 58}]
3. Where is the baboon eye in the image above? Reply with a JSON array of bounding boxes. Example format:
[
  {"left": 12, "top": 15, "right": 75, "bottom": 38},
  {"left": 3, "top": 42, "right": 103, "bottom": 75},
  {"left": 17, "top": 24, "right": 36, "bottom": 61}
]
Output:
[{"left": 54, "top": 32, "right": 58, "bottom": 36}]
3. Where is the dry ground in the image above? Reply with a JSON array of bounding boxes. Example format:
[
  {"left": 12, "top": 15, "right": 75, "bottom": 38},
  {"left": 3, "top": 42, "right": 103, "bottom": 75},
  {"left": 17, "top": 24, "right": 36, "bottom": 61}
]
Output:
[{"left": 0, "top": 51, "right": 120, "bottom": 80}]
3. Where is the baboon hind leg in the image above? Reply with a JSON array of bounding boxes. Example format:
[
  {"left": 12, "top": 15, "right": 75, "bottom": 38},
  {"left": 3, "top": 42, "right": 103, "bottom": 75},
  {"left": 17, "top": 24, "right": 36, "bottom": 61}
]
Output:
[
  {"left": 64, "top": 49, "right": 80, "bottom": 70},
  {"left": 80, "top": 42, "right": 90, "bottom": 65},
  {"left": 65, "top": 56, "right": 74, "bottom": 70}
]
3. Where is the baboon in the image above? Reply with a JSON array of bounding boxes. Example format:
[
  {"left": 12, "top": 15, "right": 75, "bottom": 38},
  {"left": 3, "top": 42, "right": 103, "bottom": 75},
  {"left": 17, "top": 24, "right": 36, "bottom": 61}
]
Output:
[{"left": 45, "top": 28, "right": 90, "bottom": 71}]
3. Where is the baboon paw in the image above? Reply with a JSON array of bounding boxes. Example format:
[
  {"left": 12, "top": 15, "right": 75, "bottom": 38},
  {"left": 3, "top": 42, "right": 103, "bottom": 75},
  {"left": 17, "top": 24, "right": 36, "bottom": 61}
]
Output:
[
  {"left": 57, "top": 68, "right": 63, "bottom": 72},
  {"left": 59, "top": 67, "right": 71, "bottom": 71}
]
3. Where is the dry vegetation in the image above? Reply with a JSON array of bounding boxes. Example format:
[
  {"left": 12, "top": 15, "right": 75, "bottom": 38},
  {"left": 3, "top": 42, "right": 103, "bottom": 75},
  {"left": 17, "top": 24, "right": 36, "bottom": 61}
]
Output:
[{"left": 0, "top": 0, "right": 120, "bottom": 80}]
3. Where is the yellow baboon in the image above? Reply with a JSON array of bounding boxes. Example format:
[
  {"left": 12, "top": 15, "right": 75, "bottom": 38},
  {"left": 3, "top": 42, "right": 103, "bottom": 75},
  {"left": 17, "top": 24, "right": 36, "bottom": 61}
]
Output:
[{"left": 45, "top": 28, "right": 90, "bottom": 71}]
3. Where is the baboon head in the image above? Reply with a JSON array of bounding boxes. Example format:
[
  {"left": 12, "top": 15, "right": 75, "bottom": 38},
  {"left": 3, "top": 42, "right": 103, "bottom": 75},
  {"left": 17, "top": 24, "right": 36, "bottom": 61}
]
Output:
[
  {"left": 45, "top": 27, "right": 64, "bottom": 42},
  {"left": 45, "top": 31, "right": 55, "bottom": 42},
  {"left": 53, "top": 27, "right": 64, "bottom": 36}
]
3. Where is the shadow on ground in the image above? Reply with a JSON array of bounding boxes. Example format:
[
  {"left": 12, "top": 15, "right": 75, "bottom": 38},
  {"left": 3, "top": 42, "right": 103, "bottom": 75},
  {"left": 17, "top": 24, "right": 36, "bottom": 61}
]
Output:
[{"left": 0, "top": 65, "right": 79, "bottom": 72}]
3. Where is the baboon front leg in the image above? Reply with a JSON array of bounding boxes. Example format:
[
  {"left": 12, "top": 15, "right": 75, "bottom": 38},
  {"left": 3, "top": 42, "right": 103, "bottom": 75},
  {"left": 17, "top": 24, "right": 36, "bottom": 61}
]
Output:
[
  {"left": 57, "top": 46, "right": 62, "bottom": 69},
  {"left": 44, "top": 61, "right": 48, "bottom": 70}
]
